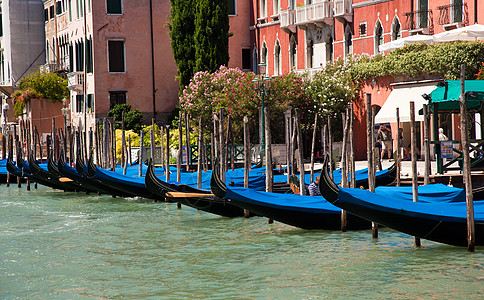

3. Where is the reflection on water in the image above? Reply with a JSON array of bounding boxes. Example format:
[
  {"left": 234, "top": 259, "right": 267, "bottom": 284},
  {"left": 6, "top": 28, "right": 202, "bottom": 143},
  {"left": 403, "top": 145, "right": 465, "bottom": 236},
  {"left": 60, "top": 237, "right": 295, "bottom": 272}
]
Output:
[{"left": 0, "top": 185, "right": 482, "bottom": 299}]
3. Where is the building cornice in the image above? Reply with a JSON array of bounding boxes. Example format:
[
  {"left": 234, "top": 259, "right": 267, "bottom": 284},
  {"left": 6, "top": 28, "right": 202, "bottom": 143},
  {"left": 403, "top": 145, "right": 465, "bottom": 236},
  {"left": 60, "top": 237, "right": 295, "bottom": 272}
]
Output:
[{"left": 353, "top": 0, "right": 394, "bottom": 9}]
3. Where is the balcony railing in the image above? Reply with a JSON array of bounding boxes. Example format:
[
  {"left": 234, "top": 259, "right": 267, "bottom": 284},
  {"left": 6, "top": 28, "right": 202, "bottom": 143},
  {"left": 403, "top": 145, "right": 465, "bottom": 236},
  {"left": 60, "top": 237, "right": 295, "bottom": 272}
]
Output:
[
  {"left": 404, "top": 9, "right": 434, "bottom": 35},
  {"left": 334, "top": 0, "right": 353, "bottom": 22},
  {"left": 437, "top": 3, "right": 468, "bottom": 26},
  {"left": 295, "top": 1, "right": 334, "bottom": 29},
  {"left": 67, "top": 72, "right": 84, "bottom": 91},
  {"left": 280, "top": 9, "right": 296, "bottom": 33}
]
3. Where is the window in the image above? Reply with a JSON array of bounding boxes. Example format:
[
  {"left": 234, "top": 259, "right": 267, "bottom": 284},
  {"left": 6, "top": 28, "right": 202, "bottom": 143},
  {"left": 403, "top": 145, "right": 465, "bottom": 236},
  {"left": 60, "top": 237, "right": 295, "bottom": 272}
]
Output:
[
  {"left": 44, "top": 8, "right": 49, "bottom": 22},
  {"left": 261, "top": 42, "right": 267, "bottom": 64},
  {"left": 76, "top": 94, "right": 84, "bottom": 113},
  {"left": 391, "top": 18, "right": 401, "bottom": 41},
  {"left": 109, "top": 91, "right": 126, "bottom": 109},
  {"left": 75, "top": 40, "right": 84, "bottom": 71},
  {"left": 273, "top": 0, "right": 279, "bottom": 15},
  {"left": 46, "top": 40, "right": 50, "bottom": 64},
  {"left": 452, "top": 0, "right": 463, "bottom": 23},
  {"left": 56, "top": 1, "right": 62, "bottom": 15},
  {"left": 107, "top": 0, "right": 122, "bottom": 14},
  {"left": 274, "top": 40, "right": 281, "bottom": 75},
  {"left": 374, "top": 21, "right": 383, "bottom": 54},
  {"left": 86, "top": 37, "right": 93, "bottom": 73},
  {"left": 289, "top": 0, "right": 296, "bottom": 10},
  {"left": 69, "top": 44, "right": 74, "bottom": 72},
  {"left": 359, "top": 22, "right": 367, "bottom": 37},
  {"left": 418, "top": 0, "right": 428, "bottom": 28},
  {"left": 0, "top": 11, "right": 2, "bottom": 37},
  {"left": 87, "top": 94, "right": 94, "bottom": 112},
  {"left": 306, "top": 35, "right": 313, "bottom": 69},
  {"left": 49, "top": 5, "right": 55, "bottom": 19},
  {"left": 108, "top": 40, "right": 125, "bottom": 72},
  {"left": 289, "top": 37, "right": 297, "bottom": 71},
  {"left": 344, "top": 26, "right": 353, "bottom": 57},
  {"left": 260, "top": 0, "right": 267, "bottom": 18},
  {"left": 228, "top": 0, "right": 235, "bottom": 15},
  {"left": 326, "top": 35, "right": 333, "bottom": 62},
  {"left": 242, "top": 48, "right": 251, "bottom": 70},
  {"left": 68, "top": 0, "right": 72, "bottom": 21}
]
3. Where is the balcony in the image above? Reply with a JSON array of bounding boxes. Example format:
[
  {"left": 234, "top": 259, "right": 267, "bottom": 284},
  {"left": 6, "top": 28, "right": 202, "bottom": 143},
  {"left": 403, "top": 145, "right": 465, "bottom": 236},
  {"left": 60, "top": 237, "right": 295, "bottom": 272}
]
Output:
[
  {"left": 67, "top": 72, "right": 85, "bottom": 92},
  {"left": 333, "top": 0, "right": 353, "bottom": 23},
  {"left": 40, "top": 57, "right": 70, "bottom": 75},
  {"left": 404, "top": 9, "right": 434, "bottom": 35},
  {"left": 280, "top": 9, "right": 296, "bottom": 33},
  {"left": 437, "top": 3, "right": 468, "bottom": 30},
  {"left": 295, "top": 1, "right": 334, "bottom": 31}
]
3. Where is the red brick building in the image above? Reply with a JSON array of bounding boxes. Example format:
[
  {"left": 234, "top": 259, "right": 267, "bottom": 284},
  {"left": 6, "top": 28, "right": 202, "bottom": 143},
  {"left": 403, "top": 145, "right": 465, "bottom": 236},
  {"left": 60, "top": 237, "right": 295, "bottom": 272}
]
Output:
[{"left": 249, "top": 0, "right": 483, "bottom": 159}]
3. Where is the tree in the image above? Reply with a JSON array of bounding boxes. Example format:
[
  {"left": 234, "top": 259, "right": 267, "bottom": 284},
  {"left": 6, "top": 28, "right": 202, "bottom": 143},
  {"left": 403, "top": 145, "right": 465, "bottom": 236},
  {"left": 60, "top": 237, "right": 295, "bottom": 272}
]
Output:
[
  {"left": 194, "top": 0, "right": 229, "bottom": 73},
  {"left": 168, "top": 0, "right": 196, "bottom": 95},
  {"left": 107, "top": 104, "right": 143, "bottom": 133},
  {"left": 17, "top": 71, "right": 69, "bottom": 103}
]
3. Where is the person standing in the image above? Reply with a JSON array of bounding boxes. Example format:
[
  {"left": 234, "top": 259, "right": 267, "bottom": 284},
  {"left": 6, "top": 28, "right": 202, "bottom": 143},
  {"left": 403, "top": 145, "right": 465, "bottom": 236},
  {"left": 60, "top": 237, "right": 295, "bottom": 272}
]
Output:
[
  {"left": 377, "top": 125, "right": 392, "bottom": 159},
  {"left": 398, "top": 128, "right": 409, "bottom": 160}
]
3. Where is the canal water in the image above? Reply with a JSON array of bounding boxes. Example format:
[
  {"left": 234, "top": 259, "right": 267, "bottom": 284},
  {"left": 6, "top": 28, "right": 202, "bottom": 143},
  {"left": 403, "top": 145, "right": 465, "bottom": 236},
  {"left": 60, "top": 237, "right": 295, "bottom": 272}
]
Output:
[{"left": 1, "top": 184, "right": 483, "bottom": 299}]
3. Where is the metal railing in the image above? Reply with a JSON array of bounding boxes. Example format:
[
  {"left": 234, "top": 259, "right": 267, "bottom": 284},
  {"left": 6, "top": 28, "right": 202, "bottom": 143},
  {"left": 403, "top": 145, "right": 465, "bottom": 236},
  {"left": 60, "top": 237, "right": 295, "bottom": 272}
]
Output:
[
  {"left": 437, "top": 3, "right": 468, "bottom": 26},
  {"left": 404, "top": 9, "right": 434, "bottom": 34}
]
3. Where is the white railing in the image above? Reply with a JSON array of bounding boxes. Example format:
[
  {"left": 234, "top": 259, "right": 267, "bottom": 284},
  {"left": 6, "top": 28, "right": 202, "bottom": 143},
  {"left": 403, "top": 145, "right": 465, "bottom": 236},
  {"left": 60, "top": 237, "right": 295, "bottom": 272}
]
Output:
[
  {"left": 295, "top": 1, "right": 333, "bottom": 25},
  {"left": 280, "top": 9, "right": 296, "bottom": 28},
  {"left": 334, "top": 0, "right": 352, "bottom": 16},
  {"left": 67, "top": 72, "right": 84, "bottom": 90}
]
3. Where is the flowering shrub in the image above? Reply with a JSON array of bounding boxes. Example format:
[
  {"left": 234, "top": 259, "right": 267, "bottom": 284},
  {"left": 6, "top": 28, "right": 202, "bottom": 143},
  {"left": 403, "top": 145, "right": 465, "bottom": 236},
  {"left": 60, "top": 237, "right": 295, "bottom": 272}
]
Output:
[
  {"left": 180, "top": 66, "right": 259, "bottom": 139},
  {"left": 476, "top": 62, "right": 484, "bottom": 80},
  {"left": 306, "top": 57, "right": 359, "bottom": 117}
]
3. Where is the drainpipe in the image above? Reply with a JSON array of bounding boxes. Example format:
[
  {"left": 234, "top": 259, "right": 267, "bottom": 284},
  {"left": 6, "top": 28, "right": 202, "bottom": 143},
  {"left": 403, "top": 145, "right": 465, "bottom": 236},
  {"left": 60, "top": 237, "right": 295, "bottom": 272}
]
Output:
[{"left": 475, "top": 0, "right": 478, "bottom": 24}]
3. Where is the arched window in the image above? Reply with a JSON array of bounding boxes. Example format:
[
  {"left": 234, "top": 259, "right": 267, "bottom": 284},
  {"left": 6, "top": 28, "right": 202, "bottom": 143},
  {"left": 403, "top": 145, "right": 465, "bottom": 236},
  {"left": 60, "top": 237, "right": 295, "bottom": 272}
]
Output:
[
  {"left": 391, "top": 17, "right": 401, "bottom": 41},
  {"left": 289, "top": 37, "right": 297, "bottom": 71},
  {"left": 252, "top": 47, "right": 258, "bottom": 74},
  {"left": 261, "top": 42, "right": 268, "bottom": 65},
  {"left": 307, "top": 38, "right": 314, "bottom": 69},
  {"left": 326, "top": 35, "right": 333, "bottom": 62},
  {"left": 274, "top": 40, "right": 281, "bottom": 75},
  {"left": 344, "top": 26, "right": 353, "bottom": 57},
  {"left": 374, "top": 20, "right": 383, "bottom": 54}
]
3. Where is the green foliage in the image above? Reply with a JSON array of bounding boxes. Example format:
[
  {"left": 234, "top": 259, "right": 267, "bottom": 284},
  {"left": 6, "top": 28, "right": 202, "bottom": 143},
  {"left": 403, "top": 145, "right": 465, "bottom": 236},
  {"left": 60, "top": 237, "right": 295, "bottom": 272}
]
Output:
[
  {"left": 194, "top": 0, "right": 229, "bottom": 73},
  {"left": 350, "top": 41, "right": 484, "bottom": 81},
  {"left": 169, "top": 0, "right": 196, "bottom": 94},
  {"left": 107, "top": 104, "right": 143, "bottom": 133},
  {"left": 13, "top": 98, "right": 25, "bottom": 117},
  {"left": 18, "top": 71, "right": 69, "bottom": 102}
]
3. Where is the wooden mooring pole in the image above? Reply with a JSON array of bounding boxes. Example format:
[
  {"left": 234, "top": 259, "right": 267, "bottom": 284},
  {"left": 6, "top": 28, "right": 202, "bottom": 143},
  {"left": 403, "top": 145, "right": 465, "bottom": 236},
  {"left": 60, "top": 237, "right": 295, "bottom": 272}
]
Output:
[
  {"left": 366, "top": 93, "right": 378, "bottom": 238},
  {"left": 459, "top": 64, "right": 475, "bottom": 252},
  {"left": 410, "top": 101, "right": 421, "bottom": 248}
]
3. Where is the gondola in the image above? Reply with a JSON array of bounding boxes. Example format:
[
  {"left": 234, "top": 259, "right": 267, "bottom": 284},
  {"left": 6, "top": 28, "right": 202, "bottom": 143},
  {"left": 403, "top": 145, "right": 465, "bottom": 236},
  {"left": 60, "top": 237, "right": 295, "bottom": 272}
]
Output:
[
  {"left": 57, "top": 151, "right": 130, "bottom": 196},
  {"left": 319, "top": 156, "right": 484, "bottom": 246},
  {"left": 27, "top": 154, "right": 77, "bottom": 191},
  {"left": 47, "top": 153, "right": 89, "bottom": 192},
  {"left": 145, "top": 160, "right": 251, "bottom": 217},
  {"left": 210, "top": 157, "right": 371, "bottom": 230},
  {"left": 86, "top": 157, "right": 162, "bottom": 200}
]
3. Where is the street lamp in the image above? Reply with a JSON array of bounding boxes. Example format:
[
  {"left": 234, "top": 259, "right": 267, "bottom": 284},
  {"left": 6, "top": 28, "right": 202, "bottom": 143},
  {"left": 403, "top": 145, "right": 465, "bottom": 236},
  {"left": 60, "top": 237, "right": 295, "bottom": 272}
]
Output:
[{"left": 252, "top": 62, "right": 271, "bottom": 159}]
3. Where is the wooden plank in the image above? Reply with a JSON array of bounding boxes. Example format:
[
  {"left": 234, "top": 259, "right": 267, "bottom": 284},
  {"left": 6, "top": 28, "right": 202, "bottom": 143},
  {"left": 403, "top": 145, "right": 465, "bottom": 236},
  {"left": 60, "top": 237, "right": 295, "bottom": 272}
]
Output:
[{"left": 165, "top": 192, "right": 214, "bottom": 198}]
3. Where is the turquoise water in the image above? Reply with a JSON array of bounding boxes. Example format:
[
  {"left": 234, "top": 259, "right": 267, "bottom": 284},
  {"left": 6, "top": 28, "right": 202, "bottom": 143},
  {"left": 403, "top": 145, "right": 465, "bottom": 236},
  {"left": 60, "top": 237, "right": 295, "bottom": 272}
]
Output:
[{"left": 0, "top": 185, "right": 483, "bottom": 299}]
